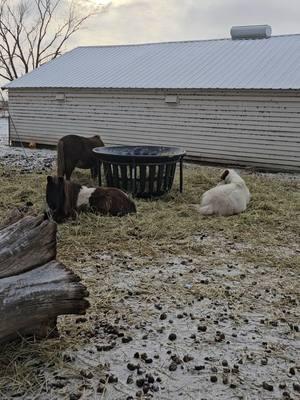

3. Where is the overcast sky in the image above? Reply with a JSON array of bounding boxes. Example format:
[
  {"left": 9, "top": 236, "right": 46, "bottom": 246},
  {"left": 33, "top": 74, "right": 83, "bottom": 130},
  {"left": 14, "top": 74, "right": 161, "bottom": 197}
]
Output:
[
  {"left": 1, "top": 0, "right": 299, "bottom": 90},
  {"left": 72, "top": 0, "right": 300, "bottom": 46}
]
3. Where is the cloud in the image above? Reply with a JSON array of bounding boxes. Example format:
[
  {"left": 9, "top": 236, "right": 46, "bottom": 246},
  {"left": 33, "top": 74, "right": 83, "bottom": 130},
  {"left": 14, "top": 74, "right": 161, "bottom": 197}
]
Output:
[
  {"left": 1, "top": 0, "right": 300, "bottom": 86},
  {"left": 68, "top": 0, "right": 300, "bottom": 48}
]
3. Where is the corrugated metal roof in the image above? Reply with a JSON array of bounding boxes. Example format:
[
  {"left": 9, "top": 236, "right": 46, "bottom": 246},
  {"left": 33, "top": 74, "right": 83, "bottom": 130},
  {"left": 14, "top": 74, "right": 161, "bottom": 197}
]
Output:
[{"left": 4, "top": 34, "right": 300, "bottom": 90}]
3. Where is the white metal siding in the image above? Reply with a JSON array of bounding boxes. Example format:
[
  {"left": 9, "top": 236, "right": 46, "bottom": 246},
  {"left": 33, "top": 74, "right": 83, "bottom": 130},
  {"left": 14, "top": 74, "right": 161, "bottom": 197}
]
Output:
[{"left": 8, "top": 89, "right": 300, "bottom": 171}]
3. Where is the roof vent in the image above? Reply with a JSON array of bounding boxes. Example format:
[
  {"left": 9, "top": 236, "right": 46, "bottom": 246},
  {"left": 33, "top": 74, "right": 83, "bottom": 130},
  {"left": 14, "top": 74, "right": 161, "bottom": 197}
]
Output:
[{"left": 231, "top": 25, "right": 272, "bottom": 40}]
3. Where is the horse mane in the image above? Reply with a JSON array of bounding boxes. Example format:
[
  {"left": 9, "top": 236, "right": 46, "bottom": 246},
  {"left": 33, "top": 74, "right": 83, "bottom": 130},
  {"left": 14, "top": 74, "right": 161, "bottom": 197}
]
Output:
[
  {"left": 62, "top": 180, "right": 82, "bottom": 216},
  {"left": 91, "top": 135, "right": 105, "bottom": 147},
  {"left": 220, "top": 169, "right": 230, "bottom": 181},
  {"left": 223, "top": 169, "right": 246, "bottom": 186}
]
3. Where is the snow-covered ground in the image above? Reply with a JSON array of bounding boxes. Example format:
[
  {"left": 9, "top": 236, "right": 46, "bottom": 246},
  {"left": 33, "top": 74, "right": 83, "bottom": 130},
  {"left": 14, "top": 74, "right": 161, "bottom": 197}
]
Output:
[
  {"left": 0, "top": 117, "right": 8, "bottom": 146},
  {"left": 0, "top": 118, "right": 56, "bottom": 172}
]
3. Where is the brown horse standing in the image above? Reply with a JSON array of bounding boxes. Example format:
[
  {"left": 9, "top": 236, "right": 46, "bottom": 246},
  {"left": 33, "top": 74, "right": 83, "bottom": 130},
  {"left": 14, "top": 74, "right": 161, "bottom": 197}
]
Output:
[{"left": 57, "top": 134, "right": 104, "bottom": 180}]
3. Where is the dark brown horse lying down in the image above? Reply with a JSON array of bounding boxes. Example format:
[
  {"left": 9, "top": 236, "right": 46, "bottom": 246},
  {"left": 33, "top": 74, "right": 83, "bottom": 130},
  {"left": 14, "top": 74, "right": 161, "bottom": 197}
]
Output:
[
  {"left": 57, "top": 134, "right": 104, "bottom": 180},
  {"left": 46, "top": 176, "right": 136, "bottom": 222}
]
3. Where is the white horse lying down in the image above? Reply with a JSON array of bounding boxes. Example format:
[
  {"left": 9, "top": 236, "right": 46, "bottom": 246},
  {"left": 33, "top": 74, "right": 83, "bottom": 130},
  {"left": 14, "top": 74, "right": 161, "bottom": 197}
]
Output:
[{"left": 199, "top": 169, "right": 251, "bottom": 216}]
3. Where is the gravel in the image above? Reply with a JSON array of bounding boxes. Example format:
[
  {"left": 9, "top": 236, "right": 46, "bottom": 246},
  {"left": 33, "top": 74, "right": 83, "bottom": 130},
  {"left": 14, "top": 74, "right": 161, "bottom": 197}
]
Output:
[{"left": 0, "top": 118, "right": 56, "bottom": 173}]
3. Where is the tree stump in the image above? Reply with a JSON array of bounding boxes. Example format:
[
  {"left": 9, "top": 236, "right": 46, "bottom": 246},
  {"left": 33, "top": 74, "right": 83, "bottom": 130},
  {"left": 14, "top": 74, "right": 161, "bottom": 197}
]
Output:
[{"left": 0, "top": 212, "right": 89, "bottom": 345}]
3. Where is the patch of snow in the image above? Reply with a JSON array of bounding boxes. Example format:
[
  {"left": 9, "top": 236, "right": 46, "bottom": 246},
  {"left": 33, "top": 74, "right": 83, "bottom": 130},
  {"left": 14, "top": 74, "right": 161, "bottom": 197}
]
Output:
[{"left": 0, "top": 118, "right": 56, "bottom": 173}]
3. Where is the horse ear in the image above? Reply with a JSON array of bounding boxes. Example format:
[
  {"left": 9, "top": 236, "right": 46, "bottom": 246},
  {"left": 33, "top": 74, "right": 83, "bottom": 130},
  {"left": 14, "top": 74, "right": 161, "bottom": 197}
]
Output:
[
  {"left": 47, "top": 176, "right": 52, "bottom": 183},
  {"left": 220, "top": 170, "right": 230, "bottom": 180}
]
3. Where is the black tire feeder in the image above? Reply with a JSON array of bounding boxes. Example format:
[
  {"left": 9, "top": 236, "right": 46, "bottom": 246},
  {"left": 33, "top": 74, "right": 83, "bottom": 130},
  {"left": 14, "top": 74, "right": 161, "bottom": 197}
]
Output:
[{"left": 93, "top": 145, "right": 185, "bottom": 198}]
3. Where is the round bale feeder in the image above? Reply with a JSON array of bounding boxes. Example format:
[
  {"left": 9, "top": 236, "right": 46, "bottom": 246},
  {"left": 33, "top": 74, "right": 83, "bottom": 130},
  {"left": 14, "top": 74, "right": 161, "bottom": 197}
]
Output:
[{"left": 93, "top": 145, "right": 185, "bottom": 198}]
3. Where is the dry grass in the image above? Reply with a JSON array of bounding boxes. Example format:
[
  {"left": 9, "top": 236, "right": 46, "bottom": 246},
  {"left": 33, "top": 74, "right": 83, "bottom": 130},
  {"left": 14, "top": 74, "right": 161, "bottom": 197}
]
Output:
[
  {"left": 0, "top": 164, "right": 299, "bottom": 398},
  {"left": 0, "top": 164, "right": 299, "bottom": 267}
]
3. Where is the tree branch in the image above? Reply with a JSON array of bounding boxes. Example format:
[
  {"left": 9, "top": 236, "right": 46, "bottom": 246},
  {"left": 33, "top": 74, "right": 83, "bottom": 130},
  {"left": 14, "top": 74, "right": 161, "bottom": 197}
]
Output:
[{"left": 0, "top": 0, "right": 96, "bottom": 81}]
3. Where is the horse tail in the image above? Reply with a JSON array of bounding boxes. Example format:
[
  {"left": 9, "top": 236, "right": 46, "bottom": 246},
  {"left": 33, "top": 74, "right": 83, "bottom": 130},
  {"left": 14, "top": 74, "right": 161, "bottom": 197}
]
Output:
[{"left": 57, "top": 139, "right": 65, "bottom": 177}]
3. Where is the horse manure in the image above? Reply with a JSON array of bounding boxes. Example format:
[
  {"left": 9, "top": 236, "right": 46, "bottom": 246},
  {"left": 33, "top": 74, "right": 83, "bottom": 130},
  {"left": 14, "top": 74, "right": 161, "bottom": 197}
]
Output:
[
  {"left": 169, "top": 362, "right": 177, "bottom": 372},
  {"left": 122, "top": 336, "right": 133, "bottom": 344},
  {"left": 147, "top": 374, "right": 155, "bottom": 383},
  {"left": 223, "top": 376, "right": 229, "bottom": 385},
  {"left": 96, "top": 383, "right": 106, "bottom": 394},
  {"left": 168, "top": 333, "right": 177, "bottom": 341},
  {"left": 279, "top": 383, "right": 287, "bottom": 389},
  {"left": 137, "top": 368, "right": 146, "bottom": 376},
  {"left": 198, "top": 325, "right": 207, "bottom": 332},
  {"left": 127, "top": 363, "right": 137, "bottom": 371},
  {"left": 262, "top": 382, "right": 274, "bottom": 391},
  {"left": 152, "top": 383, "right": 160, "bottom": 392},
  {"left": 107, "top": 374, "right": 118, "bottom": 384},
  {"left": 69, "top": 394, "right": 81, "bottom": 400},
  {"left": 293, "top": 383, "right": 300, "bottom": 392},
  {"left": 80, "top": 370, "right": 93, "bottom": 379},
  {"left": 142, "top": 384, "right": 150, "bottom": 394},
  {"left": 183, "top": 355, "right": 194, "bottom": 362},
  {"left": 289, "top": 367, "right": 295, "bottom": 375},
  {"left": 136, "top": 378, "right": 145, "bottom": 388}
]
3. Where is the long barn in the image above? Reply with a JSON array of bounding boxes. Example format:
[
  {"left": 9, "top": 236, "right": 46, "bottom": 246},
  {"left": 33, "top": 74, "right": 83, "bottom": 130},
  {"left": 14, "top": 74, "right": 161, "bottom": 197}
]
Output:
[{"left": 3, "top": 26, "right": 300, "bottom": 172}]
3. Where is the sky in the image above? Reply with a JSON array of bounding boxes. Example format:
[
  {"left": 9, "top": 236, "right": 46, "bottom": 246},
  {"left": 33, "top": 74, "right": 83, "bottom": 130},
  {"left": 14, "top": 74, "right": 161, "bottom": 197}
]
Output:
[
  {"left": 71, "top": 0, "right": 300, "bottom": 46},
  {"left": 1, "top": 0, "right": 300, "bottom": 89}
]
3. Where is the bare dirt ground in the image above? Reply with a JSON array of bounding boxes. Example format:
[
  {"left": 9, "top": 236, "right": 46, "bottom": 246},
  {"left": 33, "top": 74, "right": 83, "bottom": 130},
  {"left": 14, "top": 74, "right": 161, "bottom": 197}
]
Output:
[{"left": 0, "top": 119, "right": 299, "bottom": 400}]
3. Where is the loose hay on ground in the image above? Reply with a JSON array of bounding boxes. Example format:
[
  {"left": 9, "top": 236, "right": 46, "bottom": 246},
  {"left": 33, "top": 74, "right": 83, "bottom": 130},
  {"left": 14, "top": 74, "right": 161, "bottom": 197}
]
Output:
[{"left": 0, "top": 164, "right": 299, "bottom": 399}]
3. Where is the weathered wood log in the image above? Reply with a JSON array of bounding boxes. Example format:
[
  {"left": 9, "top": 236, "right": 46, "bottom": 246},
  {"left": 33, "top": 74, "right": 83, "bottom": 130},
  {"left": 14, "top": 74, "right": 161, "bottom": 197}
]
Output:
[
  {"left": 0, "top": 261, "right": 89, "bottom": 344},
  {"left": 0, "top": 215, "right": 89, "bottom": 345},
  {"left": 0, "top": 215, "right": 56, "bottom": 279},
  {"left": 0, "top": 205, "right": 33, "bottom": 230}
]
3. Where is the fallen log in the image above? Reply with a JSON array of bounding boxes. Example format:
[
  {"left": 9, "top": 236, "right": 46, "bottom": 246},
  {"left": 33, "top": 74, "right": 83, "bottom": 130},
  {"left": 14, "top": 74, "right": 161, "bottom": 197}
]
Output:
[
  {"left": 0, "top": 205, "right": 34, "bottom": 230},
  {"left": 0, "top": 214, "right": 89, "bottom": 345},
  {"left": 0, "top": 215, "right": 56, "bottom": 279}
]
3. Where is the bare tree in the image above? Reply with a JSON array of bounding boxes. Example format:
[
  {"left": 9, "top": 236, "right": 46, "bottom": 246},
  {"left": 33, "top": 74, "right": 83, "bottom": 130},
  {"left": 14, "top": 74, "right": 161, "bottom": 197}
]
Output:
[{"left": 0, "top": 0, "right": 96, "bottom": 81}]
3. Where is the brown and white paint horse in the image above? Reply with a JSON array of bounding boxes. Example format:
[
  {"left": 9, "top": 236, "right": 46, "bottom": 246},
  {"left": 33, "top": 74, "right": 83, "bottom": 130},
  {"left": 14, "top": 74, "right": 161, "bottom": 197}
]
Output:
[
  {"left": 57, "top": 134, "right": 104, "bottom": 180},
  {"left": 46, "top": 176, "right": 136, "bottom": 222}
]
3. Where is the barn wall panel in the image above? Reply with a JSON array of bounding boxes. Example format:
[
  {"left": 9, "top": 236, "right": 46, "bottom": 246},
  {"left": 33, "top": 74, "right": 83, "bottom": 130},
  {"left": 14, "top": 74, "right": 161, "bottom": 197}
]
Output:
[{"left": 8, "top": 88, "right": 300, "bottom": 171}]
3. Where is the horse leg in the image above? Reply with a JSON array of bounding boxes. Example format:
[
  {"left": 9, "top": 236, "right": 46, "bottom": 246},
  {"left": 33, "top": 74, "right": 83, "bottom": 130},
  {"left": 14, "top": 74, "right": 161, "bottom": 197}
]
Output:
[
  {"left": 91, "top": 165, "right": 98, "bottom": 180},
  {"left": 70, "top": 209, "right": 78, "bottom": 221},
  {"left": 65, "top": 163, "right": 75, "bottom": 181}
]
